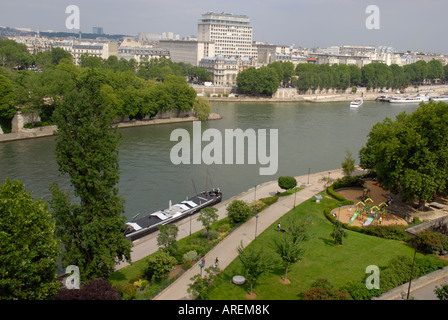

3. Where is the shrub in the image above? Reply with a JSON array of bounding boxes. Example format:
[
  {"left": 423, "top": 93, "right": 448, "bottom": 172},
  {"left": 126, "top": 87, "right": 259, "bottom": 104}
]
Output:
[
  {"left": 302, "top": 278, "right": 351, "bottom": 300},
  {"left": 250, "top": 200, "right": 266, "bottom": 213},
  {"left": 227, "top": 199, "right": 252, "bottom": 225},
  {"left": 144, "top": 251, "right": 178, "bottom": 282},
  {"left": 341, "top": 281, "right": 381, "bottom": 300},
  {"left": 278, "top": 176, "right": 297, "bottom": 191},
  {"left": 114, "top": 283, "right": 137, "bottom": 300},
  {"left": 54, "top": 278, "right": 121, "bottom": 300},
  {"left": 183, "top": 250, "right": 199, "bottom": 269},
  {"left": 410, "top": 230, "right": 448, "bottom": 254},
  {"left": 260, "top": 196, "right": 279, "bottom": 206},
  {"left": 415, "top": 255, "right": 448, "bottom": 277}
]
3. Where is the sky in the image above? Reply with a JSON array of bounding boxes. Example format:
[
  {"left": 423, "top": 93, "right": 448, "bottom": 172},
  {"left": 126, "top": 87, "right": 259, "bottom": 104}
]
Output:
[{"left": 1, "top": 0, "right": 447, "bottom": 54}]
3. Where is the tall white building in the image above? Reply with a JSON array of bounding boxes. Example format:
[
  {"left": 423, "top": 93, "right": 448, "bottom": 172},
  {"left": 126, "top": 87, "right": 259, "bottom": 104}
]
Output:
[{"left": 197, "top": 12, "right": 257, "bottom": 60}]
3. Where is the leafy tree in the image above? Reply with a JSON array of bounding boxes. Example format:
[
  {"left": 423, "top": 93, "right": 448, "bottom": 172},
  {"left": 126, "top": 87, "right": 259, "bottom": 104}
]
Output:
[
  {"left": 157, "top": 224, "right": 179, "bottom": 249},
  {"left": 435, "top": 285, "right": 448, "bottom": 300},
  {"left": 193, "top": 96, "right": 211, "bottom": 121},
  {"left": 236, "top": 67, "right": 278, "bottom": 96},
  {"left": 278, "top": 176, "right": 297, "bottom": 191},
  {"left": 188, "top": 266, "right": 220, "bottom": 300},
  {"left": 427, "top": 59, "right": 444, "bottom": 83},
  {"left": 0, "top": 74, "right": 17, "bottom": 132},
  {"left": 359, "top": 101, "right": 448, "bottom": 210},
  {"left": 341, "top": 149, "right": 356, "bottom": 176},
  {"left": 197, "top": 207, "right": 218, "bottom": 241},
  {"left": 227, "top": 199, "right": 252, "bottom": 225},
  {"left": 237, "top": 242, "right": 273, "bottom": 295},
  {"left": 273, "top": 231, "right": 307, "bottom": 282},
  {"left": 49, "top": 68, "right": 132, "bottom": 281},
  {"left": 0, "top": 178, "right": 61, "bottom": 300}
]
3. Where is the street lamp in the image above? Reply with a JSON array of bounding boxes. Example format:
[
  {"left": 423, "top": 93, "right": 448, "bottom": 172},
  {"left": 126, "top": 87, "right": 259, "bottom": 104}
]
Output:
[
  {"left": 338, "top": 203, "right": 342, "bottom": 220},
  {"left": 294, "top": 187, "right": 298, "bottom": 208},
  {"left": 255, "top": 214, "right": 259, "bottom": 239},
  {"left": 189, "top": 212, "right": 193, "bottom": 236},
  {"left": 254, "top": 185, "right": 257, "bottom": 201},
  {"left": 407, "top": 249, "right": 417, "bottom": 300},
  {"left": 307, "top": 168, "right": 311, "bottom": 185}
]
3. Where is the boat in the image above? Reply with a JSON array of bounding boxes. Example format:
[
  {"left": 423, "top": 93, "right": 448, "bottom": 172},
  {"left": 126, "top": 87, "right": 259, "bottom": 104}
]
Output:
[
  {"left": 124, "top": 188, "right": 222, "bottom": 241},
  {"left": 429, "top": 96, "right": 448, "bottom": 102},
  {"left": 350, "top": 97, "right": 363, "bottom": 108},
  {"left": 376, "top": 95, "right": 390, "bottom": 102},
  {"left": 388, "top": 94, "right": 429, "bottom": 104}
]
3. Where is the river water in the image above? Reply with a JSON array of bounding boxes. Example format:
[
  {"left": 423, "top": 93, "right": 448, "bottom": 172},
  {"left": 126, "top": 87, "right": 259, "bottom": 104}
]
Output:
[{"left": 0, "top": 100, "right": 419, "bottom": 220}]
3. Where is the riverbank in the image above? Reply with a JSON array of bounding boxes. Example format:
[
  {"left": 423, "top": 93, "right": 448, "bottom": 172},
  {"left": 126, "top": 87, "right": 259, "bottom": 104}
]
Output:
[
  {"left": 199, "top": 84, "right": 448, "bottom": 103},
  {"left": 0, "top": 113, "right": 222, "bottom": 143}
]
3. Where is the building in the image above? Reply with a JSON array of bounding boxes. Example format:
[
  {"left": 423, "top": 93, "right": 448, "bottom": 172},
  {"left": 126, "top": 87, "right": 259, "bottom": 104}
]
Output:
[
  {"left": 197, "top": 12, "right": 257, "bottom": 60},
  {"left": 159, "top": 39, "right": 214, "bottom": 66},
  {"left": 199, "top": 55, "right": 252, "bottom": 86},
  {"left": 118, "top": 46, "right": 169, "bottom": 63},
  {"left": 71, "top": 41, "right": 117, "bottom": 65},
  {"left": 92, "top": 27, "right": 104, "bottom": 35}
]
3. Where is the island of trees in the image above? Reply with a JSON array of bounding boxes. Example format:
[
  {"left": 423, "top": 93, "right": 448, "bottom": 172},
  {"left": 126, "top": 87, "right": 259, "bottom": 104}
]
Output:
[{"left": 0, "top": 39, "right": 213, "bottom": 133}]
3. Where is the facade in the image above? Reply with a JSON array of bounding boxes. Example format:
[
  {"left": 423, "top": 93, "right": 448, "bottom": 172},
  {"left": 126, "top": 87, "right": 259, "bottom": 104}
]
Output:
[
  {"left": 71, "top": 41, "right": 118, "bottom": 65},
  {"left": 118, "top": 46, "right": 169, "bottom": 63},
  {"left": 199, "top": 55, "right": 252, "bottom": 86},
  {"left": 197, "top": 12, "right": 257, "bottom": 60},
  {"left": 159, "top": 39, "right": 214, "bottom": 66}
]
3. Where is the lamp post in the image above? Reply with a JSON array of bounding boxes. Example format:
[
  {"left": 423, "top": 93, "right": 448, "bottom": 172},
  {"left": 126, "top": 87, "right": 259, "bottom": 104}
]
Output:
[
  {"left": 338, "top": 203, "right": 342, "bottom": 220},
  {"left": 255, "top": 214, "right": 259, "bottom": 239},
  {"left": 254, "top": 185, "right": 257, "bottom": 201},
  {"left": 407, "top": 249, "right": 417, "bottom": 300},
  {"left": 294, "top": 187, "right": 298, "bottom": 208},
  {"left": 307, "top": 168, "right": 311, "bottom": 185},
  {"left": 189, "top": 212, "right": 193, "bottom": 236}
]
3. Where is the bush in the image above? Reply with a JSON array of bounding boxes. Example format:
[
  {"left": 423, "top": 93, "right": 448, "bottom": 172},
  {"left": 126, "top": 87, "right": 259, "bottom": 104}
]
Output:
[
  {"left": 341, "top": 281, "right": 381, "bottom": 300},
  {"left": 302, "top": 278, "right": 351, "bottom": 300},
  {"left": 260, "top": 196, "right": 279, "bottom": 206},
  {"left": 278, "top": 176, "right": 297, "bottom": 191},
  {"left": 227, "top": 199, "right": 252, "bottom": 225},
  {"left": 250, "top": 200, "right": 266, "bottom": 213},
  {"left": 144, "top": 251, "right": 178, "bottom": 282},
  {"left": 415, "top": 255, "right": 448, "bottom": 277},
  {"left": 183, "top": 250, "right": 199, "bottom": 269},
  {"left": 363, "top": 225, "right": 411, "bottom": 241},
  {"left": 410, "top": 230, "right": 448, "bottom": 254},
  {"left": 54, "top": 278, "right": 121, "bottom": 300}
]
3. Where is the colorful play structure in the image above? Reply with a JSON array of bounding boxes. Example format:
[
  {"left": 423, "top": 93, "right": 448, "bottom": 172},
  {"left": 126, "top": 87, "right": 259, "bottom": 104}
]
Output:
[{"left": 348, "top": 188, "right": 391, "bottom": 227}]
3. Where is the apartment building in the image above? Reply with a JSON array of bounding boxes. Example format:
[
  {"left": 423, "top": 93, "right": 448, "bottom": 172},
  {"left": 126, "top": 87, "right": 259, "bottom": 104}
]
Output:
[
  {"left": 159, "top": 39, "right": 214, "bottom": 66},
  {"left": 197, "top": 12, "right": 257, "bottom": 60}
]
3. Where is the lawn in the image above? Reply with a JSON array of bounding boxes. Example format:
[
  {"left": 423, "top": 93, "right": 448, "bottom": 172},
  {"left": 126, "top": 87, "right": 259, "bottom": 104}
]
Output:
[{"left": 207, "top": 192, "right": 417, "bottom": 300}]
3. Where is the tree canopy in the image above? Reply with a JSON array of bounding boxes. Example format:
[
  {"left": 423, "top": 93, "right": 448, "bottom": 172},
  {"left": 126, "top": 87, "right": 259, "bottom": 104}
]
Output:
[{"left": 359, "top": 101, "right": 448, "bottom": 209}]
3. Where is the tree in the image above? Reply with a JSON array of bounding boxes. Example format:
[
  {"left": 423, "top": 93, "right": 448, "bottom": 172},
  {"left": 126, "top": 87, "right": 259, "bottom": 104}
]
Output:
[
  {"left": 359, "top": 101, "right": 448, "bottom": 210},
  {"left": 330, "top": 221, "right": 347, "bottom": 245},
  {"left": 193, "top": 96, "right": 211, "bottom": 121},
  {"left": 341, "top": 149, "right": 356, "bottom": 176},
  {"left": 0, "top": 178, "right": 61, "bottom": 300},
  {"left": 427, "top": 59, "right": 444, "bottom": 83},
  {"left": 227, "top": 200, "right": 252, "bottom": 225},
  {"left": 278, "top": 176, "right": 297, "bottom": 191},
  {"left": 273, "top": 231, "right": 307, "bottom": 283},
  {"left": 49, "top": 68, "right": 132, "bottom": 281},
  {"left": 435, "top": 285, "right": 448, "bottom": 300},
  {"left": 157, "top": 224, "right": 179, "bottom": 249},
  {"left": 237, "top": 242, "right": 273, "bottom": 296},
  {"left": 188, "top": 266, "right": 220, "bottom": 300},
  {"left": 0, "top": 74, "right": 16, "bottom": 132},
  {"left": 197, "top": 207, "right": 218, "bottom": 241}
]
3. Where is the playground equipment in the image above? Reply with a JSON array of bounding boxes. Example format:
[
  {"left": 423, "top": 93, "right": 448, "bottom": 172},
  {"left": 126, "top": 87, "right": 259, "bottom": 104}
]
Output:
[{"left": 361, "top": 188, "right": 371, "bottom": 202}]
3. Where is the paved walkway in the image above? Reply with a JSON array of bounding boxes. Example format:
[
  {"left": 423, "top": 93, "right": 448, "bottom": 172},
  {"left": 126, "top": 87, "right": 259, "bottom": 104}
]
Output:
[{"left": 152, "top": 168, "right": 346, "bottom": 300}]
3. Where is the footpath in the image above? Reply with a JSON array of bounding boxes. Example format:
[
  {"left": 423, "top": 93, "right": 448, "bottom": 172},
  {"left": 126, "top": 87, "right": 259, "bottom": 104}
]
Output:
[{"left": 152, "top": 168, "right": 346, "bottom": 300}]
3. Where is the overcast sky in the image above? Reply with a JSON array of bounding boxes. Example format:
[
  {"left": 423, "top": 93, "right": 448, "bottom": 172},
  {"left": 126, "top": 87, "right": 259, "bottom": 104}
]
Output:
[{"left": 1, "top": 0, "right": 447, "bottom": 54}]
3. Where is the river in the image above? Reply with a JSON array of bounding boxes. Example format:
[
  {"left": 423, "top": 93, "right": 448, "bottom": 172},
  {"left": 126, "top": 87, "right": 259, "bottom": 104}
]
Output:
[{"left": 0, "top": 100, "right": 419, "bottom": 220}]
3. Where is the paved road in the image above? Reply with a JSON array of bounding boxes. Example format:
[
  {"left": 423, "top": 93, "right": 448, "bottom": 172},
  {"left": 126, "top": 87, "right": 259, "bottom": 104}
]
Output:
[{"left": 153, "top": 168, "right": 346, "bottom": 300}]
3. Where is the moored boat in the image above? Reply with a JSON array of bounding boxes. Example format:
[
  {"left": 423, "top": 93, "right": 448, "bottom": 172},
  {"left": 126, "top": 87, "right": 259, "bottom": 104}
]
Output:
[
  {"left": 124, "top": 188, "right": 222, "bottom": 241},
  {"left": 429, "top": 96, "right": 448, "bottom": 102},
  {"left": 389, "top": 94, "right": 429, "bottom": 104}
]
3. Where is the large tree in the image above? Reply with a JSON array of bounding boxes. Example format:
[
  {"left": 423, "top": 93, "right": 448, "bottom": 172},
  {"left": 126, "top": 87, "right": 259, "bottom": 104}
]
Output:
[
  {"left": 0, "top": 178, "right": 61, "bottom": 300},
  {"left": 49, "top": 68, "right": 131, "bottom": 281},
  {"left": 359, "top": 101, "right": 448, "bottom": 210}
]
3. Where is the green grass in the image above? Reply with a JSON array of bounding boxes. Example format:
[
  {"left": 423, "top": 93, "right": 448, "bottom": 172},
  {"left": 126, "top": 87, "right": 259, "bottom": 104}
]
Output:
[{"left": 207, "top": 193, "right": 418, "bottom": 300}]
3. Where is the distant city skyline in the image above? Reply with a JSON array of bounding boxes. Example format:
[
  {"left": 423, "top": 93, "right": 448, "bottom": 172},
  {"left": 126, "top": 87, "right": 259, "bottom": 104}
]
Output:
[{"left": 1, "top": 0, "right": 447, "bottom": 54}]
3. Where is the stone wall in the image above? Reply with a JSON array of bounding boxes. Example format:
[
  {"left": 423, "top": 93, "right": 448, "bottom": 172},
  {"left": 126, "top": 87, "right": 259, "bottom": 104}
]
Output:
[
  {"left": 406, "top": 215, "right": 448, "bottom": 236},
  {"left": 11, "top": 111, "right": 41, "bottom": 133}
]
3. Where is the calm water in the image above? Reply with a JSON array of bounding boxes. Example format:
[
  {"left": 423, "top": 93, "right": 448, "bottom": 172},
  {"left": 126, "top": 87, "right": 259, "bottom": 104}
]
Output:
[{"left": 0, "top": 101, "right": 419, "bottom": 219}]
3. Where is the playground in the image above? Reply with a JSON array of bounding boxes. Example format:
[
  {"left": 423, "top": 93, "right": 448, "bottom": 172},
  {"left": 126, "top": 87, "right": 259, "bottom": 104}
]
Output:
[{"left": 331, "top": 180, "right": 408, "bottom": 227}]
